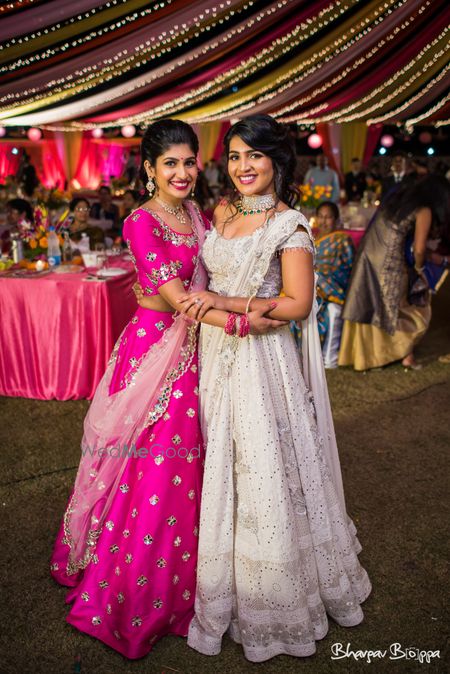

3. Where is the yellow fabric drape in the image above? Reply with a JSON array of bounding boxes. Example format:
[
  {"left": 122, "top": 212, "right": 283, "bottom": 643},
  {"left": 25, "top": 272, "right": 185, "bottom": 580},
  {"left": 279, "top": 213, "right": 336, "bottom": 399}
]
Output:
[
  {"left": 196, "top": 122, "right": 224, "bottom": 167},
  {"left": 341, "top": 123, "right": 368, "bottom": 174},
  {"left": 54, "top": 130, "right": 83, "bottom": 185}
]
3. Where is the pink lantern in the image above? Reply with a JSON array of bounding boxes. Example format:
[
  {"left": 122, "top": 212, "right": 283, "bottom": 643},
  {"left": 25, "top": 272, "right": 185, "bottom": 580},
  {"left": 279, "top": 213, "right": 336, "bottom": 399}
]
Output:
[
  {"left": 121, "top": 124, "right": 136, "bottom": 138},
  {"left": 92, "top": 128, "right": 104, "bottom": 139},
  {"left": 307, "top": 133, "right": 323, "bottom": 149},
  {"left": 27, "top": 127, "right": 42, "bottom": 141},
  {"left": 419, "top": 131, "right": 432, "bottom": 144},
  {"left": 0, "top": 126, "right": 6, "bottom": 138},
  {"left": 380, "top": 134, "right": 394, "bottom": 148}
]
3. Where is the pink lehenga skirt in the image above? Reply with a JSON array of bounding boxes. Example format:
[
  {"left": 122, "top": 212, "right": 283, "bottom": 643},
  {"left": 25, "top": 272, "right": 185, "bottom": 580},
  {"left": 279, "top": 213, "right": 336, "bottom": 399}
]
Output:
[{"left": 51, "top": 306, "right": 203, "bottom": 659}]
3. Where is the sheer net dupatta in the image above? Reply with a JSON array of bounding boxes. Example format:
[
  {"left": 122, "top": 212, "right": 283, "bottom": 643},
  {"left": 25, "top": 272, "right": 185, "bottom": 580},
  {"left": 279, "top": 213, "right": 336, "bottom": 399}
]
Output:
[{"left": 63, "top": 202, "right": 208, "bottom": 576}]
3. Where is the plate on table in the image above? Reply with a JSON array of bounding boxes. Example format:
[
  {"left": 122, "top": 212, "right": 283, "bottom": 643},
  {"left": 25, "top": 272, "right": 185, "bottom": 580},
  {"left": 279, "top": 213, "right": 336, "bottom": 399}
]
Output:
[{"left": 96, "top": 267, "right": 128, "bottom": 277}]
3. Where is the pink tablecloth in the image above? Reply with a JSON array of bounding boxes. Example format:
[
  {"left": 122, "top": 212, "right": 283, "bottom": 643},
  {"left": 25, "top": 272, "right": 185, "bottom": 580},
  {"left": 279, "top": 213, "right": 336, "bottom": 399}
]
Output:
[{"left": 0, "top": 261, "right": 136, "bottom": 400}]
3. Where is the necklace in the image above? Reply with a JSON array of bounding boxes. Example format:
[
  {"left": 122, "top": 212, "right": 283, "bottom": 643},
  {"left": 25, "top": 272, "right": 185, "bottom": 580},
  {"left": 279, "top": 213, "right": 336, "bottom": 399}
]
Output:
[
  {"left": 154, "top": 197, "right": 190, "bottom": 225},
  {"left": 237, "top": 193, "right": 276, "bottom": 215}
]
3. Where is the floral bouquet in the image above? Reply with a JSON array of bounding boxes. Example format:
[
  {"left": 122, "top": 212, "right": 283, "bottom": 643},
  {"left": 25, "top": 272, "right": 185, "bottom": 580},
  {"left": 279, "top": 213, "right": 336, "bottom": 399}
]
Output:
[
  {"left": 17, "top": 203, "right": 70, "bottom": 260},
  {"left": 299, "top": 183, "right": 333, "bottom": 208}
]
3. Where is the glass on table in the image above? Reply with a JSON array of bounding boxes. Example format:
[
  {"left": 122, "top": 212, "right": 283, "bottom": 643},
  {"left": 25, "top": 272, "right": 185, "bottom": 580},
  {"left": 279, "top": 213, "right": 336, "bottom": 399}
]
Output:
[{"left": 96, "top": 253, "right": 108, "bottom": 271}]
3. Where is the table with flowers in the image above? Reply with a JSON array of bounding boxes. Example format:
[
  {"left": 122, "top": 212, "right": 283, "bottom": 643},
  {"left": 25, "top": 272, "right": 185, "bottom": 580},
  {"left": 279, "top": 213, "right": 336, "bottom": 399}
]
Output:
[{"left": 0, "top": 205, "right": 136, "bottom": 400}]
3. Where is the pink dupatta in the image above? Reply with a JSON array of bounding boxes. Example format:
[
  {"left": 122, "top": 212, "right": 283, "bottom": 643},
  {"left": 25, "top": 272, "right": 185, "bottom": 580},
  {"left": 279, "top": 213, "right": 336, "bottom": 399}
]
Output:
[{"left": 64, "top": 202, "right": 208, "bottom": 575}]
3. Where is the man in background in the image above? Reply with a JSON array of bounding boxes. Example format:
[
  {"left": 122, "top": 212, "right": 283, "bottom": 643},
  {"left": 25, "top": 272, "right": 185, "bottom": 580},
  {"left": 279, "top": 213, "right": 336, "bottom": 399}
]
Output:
[
  {"left": 304, "top": 154, "right": 340, "bottom": 203},
  {"left": 381, "top": 152, "right": 413, "bottom": 198},
  {"left": 344, "top": 158, "right": 367, "bottom": 202}
]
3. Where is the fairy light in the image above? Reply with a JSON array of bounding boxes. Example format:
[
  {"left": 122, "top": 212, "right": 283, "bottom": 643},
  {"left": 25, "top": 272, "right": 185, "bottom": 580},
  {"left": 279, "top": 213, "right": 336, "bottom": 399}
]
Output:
[
  {"left": 274, "top": 1, "right": 434, "bottom": 121},
  {"left": 281, "top": 25, "right": 448, "bottom": 125},
  {"left": 165, "top": 0, "right": 409, "bottom": 124},
  {"left": 366, "top": 63, "right": 450, "bottom": 124},
  {"left": 394, "top": 89, "right": 450, "bottom": 131},
  {"left": 0, "top": 0, "right": 39, "bottom": 13},
  {"left": 1, "top": 0, "right": 443, "bottom": 129},
  {"left": 0, "top": 0, "right": 328, "bottom": 119},
  {"left": 0, "top": 0, "right": 253, "bottom": 108},
  {"left": 107, "top": 0, "right": 385, "bottom": 126},
  {"left": 0, "top": 1, "right": 175, "bottom": 52},
  {"left": 197, "top": 0, "right": 420, "bottom": 123},
  {"left": 0, "top": 0, "right": 232, "bottom": 74}
]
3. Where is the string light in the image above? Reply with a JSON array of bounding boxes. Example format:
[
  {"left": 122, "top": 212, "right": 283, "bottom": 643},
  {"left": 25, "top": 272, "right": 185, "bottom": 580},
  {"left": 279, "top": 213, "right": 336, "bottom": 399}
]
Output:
[
  {"left": 104, "top": 0, "right": 393, "bottom": 126},
  {"left": 276, "top": 20, "right": 447, "bottom": 125},
  {"left": 367, "top": 62, "right": 450, "bottom": 124},
  {"left": 0, "top": 1, "right": 176, "bottom": 54},
  {"left": 0, "top": 0, "right": 342, "bottom": 122},
  {"left": 1, "top": 0, "right": 445, "bottom": 130},
  {"left": 173, "top": 0, "right": 411, "bottom": 123},
  {"left": 274, "top": 0, "right": 434, "bottom": 121},
  {"left": 0, "top": 0, "right": 256, "bottom": 110},
  {"left": 404, "top": 92, "right": 450, "bottom": 131}
]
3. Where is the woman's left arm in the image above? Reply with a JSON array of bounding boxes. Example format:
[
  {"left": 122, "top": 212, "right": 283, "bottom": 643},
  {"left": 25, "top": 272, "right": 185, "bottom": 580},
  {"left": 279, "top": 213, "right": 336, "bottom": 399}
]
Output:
[{"left": 413, "top": 207, "right": 432, "bottom": 271}]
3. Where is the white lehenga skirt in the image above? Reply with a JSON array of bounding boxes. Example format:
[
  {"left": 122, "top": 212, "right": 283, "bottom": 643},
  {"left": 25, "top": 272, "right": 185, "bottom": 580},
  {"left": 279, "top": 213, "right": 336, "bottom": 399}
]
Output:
[{"left": 188, "top": 325, "right": 371, "bottom": 662}]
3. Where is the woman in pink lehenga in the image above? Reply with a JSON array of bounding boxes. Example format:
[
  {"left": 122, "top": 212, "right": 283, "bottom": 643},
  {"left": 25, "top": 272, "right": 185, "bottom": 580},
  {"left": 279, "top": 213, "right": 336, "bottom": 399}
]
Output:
[
  {"left": 50, "top": 120, "right": 209, "bottom": 659},
  {"left": 51, "top": 120, "right": 280, "bottom": 660}
]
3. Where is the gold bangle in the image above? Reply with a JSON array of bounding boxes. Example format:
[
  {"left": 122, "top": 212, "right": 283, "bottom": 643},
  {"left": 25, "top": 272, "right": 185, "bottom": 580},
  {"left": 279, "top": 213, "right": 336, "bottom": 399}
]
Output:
[{"left": 245, "top": 294, "right": 256, "bottom": 314}]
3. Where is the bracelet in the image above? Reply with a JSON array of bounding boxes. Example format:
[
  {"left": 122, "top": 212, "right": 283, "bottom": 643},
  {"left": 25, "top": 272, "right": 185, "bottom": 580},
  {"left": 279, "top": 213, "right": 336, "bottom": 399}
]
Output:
[
  {"left": 245, "top": 294, "right": 256, "bottom": 314},
  {"left": 414, "top": 265, "right": 425, "bottom": 274},
  {"left": 238, "top": 313, "right": 250, "bottom": 338},
  {"left": 224, "top": 312, "right": 238, "bottom": 336}
]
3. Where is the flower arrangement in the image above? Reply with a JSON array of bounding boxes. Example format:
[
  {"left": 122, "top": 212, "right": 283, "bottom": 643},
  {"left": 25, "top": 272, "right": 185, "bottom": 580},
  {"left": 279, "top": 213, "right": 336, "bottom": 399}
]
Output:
[
  {"left": 299, "top": 183, "right": 333, "bottom": 208},
  {"left": 17, "top": 204, "right": 70, "bottom": 260}
]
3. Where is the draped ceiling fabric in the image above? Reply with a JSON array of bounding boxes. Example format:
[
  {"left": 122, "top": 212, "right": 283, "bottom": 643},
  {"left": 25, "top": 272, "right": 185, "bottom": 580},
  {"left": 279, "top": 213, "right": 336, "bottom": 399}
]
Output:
[
  {"left": 0, "top": 0, "right": 448, "bottom": 130},
  {"left": 0, "top": 0, "right": 449, "bottom": 187}
]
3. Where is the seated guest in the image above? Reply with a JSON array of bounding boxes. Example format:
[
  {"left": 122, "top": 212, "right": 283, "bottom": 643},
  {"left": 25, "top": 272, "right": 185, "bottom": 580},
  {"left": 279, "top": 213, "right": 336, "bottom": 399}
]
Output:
[
  {"left": 344, "top": 158, "right": 367, "bottom": 202},
  {"left": 315, "top": 201, "right": 355, "bottom": 368},
  {"left": 90, "top": 185, "right": 119, "bottom": 229},
  {"left": 1, "top": 198, "right": 34, "bottom": 255},
  {"left": 291, "top": 201, "right": 354, "bottom": 368},
  {"left": 68, "top": 198, "right": 104, "bottom": 251}
]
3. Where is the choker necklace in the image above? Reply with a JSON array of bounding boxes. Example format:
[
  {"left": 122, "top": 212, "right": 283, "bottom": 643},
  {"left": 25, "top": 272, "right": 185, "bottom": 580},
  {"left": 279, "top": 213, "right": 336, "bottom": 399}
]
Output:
[
  {"left": 155, "top": 197, "right": 190, "bottom": 225},
  {"left": 237, "top": 193, "right": 276, "bottom": 215}
]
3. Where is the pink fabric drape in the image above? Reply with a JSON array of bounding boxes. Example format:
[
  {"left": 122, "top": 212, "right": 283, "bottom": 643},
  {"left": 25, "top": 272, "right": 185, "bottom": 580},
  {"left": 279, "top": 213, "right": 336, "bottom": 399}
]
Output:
[
  {"left": 0, "top": 143, "right": 20, "bottom": 180},
  {"left": 0, "top": 264, "right": 136, "bottom": 400},
  {"left": 363, "top": 124, "right": 383, "bottom": 167},
  {"left": 72, "top": 135, "right": 102, "bottom": 189},
  {"left": 316, "top": 122, "right": 342, "bottom": 180},
  {"left": 0, "top": 138, "right": 66, "bottom": 188}
]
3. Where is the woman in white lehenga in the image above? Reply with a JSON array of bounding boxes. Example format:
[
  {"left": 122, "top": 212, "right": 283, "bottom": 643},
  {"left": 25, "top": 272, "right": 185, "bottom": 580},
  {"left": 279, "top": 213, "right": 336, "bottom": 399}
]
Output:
[{"left": 136, "top": 115, "right": 371, "bottom": 662}]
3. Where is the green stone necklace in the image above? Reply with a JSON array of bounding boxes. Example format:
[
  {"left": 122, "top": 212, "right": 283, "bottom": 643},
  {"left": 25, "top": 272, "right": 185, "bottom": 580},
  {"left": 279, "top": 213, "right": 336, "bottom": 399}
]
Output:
[{"left": 237, "top": 193, "right": 276, "bottom": 215}]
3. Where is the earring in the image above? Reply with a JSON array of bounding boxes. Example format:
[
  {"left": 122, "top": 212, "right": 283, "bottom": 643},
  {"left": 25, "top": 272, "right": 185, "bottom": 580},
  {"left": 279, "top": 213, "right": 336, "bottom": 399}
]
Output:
[
  {"left": 190, "top": 181, "right": 196, "bottom": 198},
  {"left": 146, "top": 176, "right": 155, "bottom": 197}
]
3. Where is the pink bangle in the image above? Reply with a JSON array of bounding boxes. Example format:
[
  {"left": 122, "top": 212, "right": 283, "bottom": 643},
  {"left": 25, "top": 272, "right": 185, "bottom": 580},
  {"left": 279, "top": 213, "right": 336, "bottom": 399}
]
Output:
[
  {"left": 224, "top": 312, "right": 238, "bottom": 336},
  {"left": 238, "top": 313, "right": 250, "bottom": 338}
]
